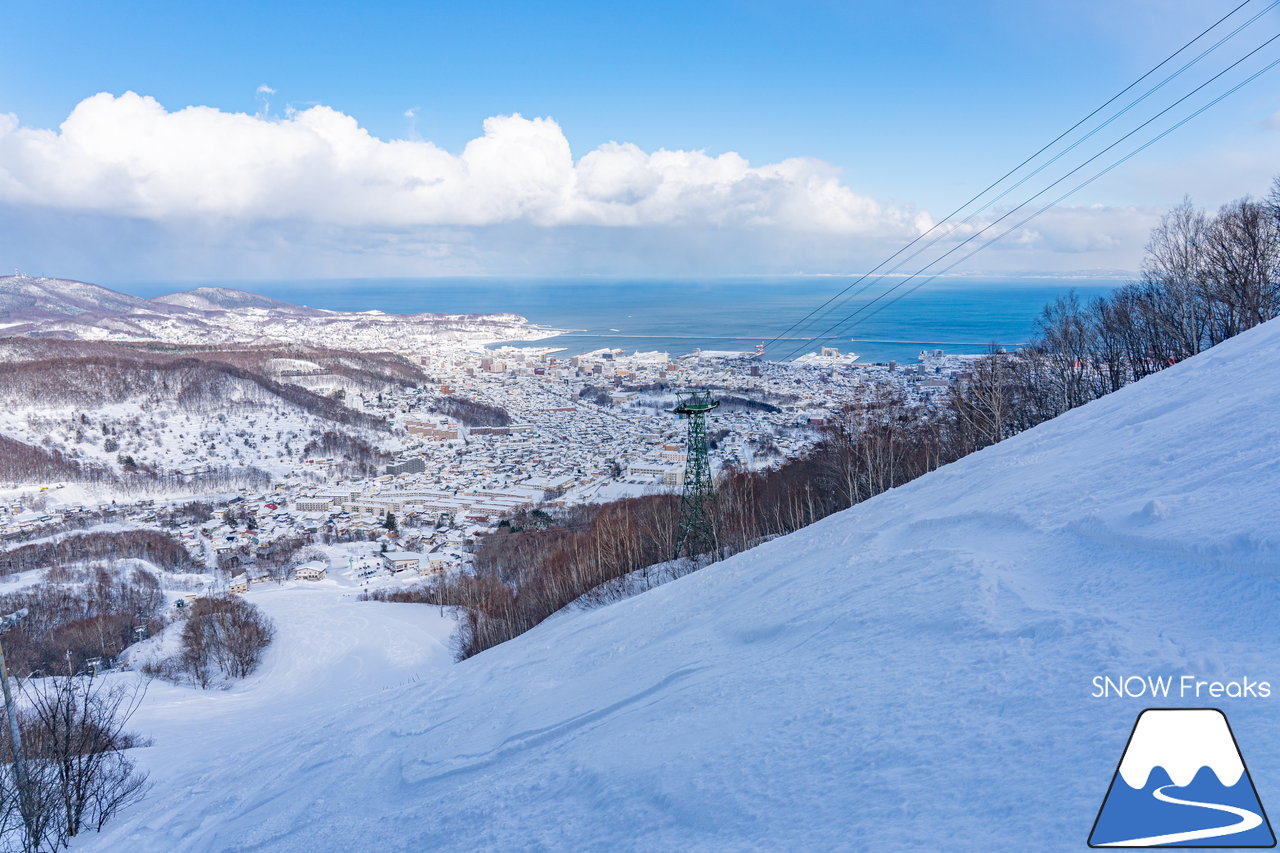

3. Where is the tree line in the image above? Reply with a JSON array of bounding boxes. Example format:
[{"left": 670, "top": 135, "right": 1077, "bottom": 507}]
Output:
[
  {"left": 0, "top": 566, "right": 167, "bottom": 678},
  {"left": 1019, "top": 187, "right": 1279, "bottom": 415},
  {"left": 300, "top": 430, "right": 388, "bottom": 477},
  {"left": 0, "top": 531, "right": 197, "bottom": 578},
  {"left": 0, "top": 437, "right": 115, "bottom": 490}
]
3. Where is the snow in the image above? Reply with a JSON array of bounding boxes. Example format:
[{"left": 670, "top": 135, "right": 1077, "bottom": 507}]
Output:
[
  {"left": 83, "top": 317, "right": 1280, "bottom": 850},
  {"left": 99, "top": 582, "right": 456, "bottom": 823}
]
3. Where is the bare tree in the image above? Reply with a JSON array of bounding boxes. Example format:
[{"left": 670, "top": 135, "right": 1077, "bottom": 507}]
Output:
[
  {"left": 212, "top": 598, "right": 275, "bottom": 679},
  {"left": 10, "top": 671, "right": 148, "bottom": 847},
  {"left": 178, "top": 615, "right": 214, "bottom": 689},
  {"left": 1034, "top": 292, "right": 1095, "bottom": 414},
  {"left": 175, "top": 596, "right": 274, "bottom": 686},
  {"left": 950, "top": 346, "right": 1018, "bottom": 449},
  {"left": 1141, "top": 197, "right": 1212, "bottom": 359},
  {"left": 1202, "top": 198, "right": 1280, "bottom": 341},
  {"left": 0, "top": 749, "right": 64, "bottom": 853},
  {"left": 0, "top": 567, "right": 166, "bottom": 678}
]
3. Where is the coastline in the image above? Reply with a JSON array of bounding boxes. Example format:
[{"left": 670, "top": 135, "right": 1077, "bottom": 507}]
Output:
[{"left": 110, "top": 276, "right": 1121, "bottom": 363}]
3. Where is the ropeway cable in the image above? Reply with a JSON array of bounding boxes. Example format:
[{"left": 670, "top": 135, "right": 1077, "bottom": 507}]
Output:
[
  {"left": 778, "top": 47, "right": 1280, "bottom": 360},
  {"left": 762, "top": 0, "right": 1263, "bottom": 352},
  {"left": 780, "top": 0, "right": 1280, "bottom": 346}
]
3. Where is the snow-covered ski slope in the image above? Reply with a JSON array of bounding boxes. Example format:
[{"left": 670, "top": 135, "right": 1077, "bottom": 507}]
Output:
[{"left": 90, "top": 319, "right": 1280, "bottom": 852}]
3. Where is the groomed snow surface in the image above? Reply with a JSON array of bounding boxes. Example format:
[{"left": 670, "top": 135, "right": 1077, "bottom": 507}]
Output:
[{"left": 85, "top": 319, "right": 1280, "bottom": 851}]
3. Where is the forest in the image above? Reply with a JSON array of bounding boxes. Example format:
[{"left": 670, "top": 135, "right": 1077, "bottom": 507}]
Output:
[
  {"left": 0, "top": 340, "right": 402, "bottom": 489},
  {"left": 433, "top": 394, "right": 513, "bottom": 427},
  {"left": 0, "top": 530, "right": 197, "bottom": 577}
]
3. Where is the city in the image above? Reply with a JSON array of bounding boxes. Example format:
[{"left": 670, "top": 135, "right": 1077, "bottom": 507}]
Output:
[{"left": 1, "top": 318, "right": 980, "bottom": 601}]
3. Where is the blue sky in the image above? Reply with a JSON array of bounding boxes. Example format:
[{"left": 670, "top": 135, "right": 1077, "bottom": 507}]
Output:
[{"left": 1, "top": 0, "right": 1278, "bottom": 282}]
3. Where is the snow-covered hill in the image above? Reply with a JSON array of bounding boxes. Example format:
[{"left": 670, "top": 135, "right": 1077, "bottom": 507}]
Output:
[
  {"left": 0, "top": 345, "right": 393, "bottom": 482},
  {"left": 0, "top": 274, "right": 153, "bottom": 318},
  {"left": 88, "top": 318, "right": 1280, "bottom": 851},
  {"left": 149, "top": 286, "right": 311, "bottom": 313},
  {"left": 0, "top": 275, "right": 545, "bottom": 350}
]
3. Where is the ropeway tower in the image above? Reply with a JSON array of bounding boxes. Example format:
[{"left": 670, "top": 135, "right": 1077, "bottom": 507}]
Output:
[{"left": 672, "top": 389, "right": 718, "bottom": 560}]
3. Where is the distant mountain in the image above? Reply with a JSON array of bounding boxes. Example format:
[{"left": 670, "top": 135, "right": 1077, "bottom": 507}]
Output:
[
  {"left": 0, "top": 275, "right": 156, "bottom": 319},
  {"left": 151, "top": 286, "right": 317, "bottom": 314},
  {"left": 0, "top": 275, "right": 542, "bottom": 350}
]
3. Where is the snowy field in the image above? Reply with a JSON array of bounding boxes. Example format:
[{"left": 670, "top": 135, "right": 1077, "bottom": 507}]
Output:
[
  {"left": 81, "top": 317, "right": 1280, "bottom": 851},
  {"left": 101, "top": 581, "right": 456, "bottom": 841}
]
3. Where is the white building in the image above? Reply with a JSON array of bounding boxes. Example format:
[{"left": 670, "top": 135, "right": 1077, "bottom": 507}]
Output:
[
  {"left": 382, "top": 551, "right": 421, "bottom": 573},
  {"left": 627, "top": 462, "right": 686, "bottom": 486},
  {"left": 658, "top": 444, "right": 688, "bottom": 463},
  {"left": 293, "top": 563, "right": 327, "bottom": 581}
]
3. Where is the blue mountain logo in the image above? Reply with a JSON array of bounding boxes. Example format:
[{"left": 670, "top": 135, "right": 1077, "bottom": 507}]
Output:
[{"left": 1090, "top": 709, "right": 1275, "bottom": 848}]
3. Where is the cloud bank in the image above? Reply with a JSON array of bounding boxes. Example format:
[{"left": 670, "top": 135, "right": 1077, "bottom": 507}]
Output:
[
  {"left": 0, "top": 92, "right": 926, "bottom": 237},
  {"left": 0, "top": 92, "right": 1169, "bottom": 279}
]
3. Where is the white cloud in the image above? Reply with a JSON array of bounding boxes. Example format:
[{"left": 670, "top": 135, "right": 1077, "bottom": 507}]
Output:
[
  {"left": 0, "top": 92, "right": 923, "bottom": 237},
  {"left": 0, "top": 92, "right": 1189, "bottom": 279}
]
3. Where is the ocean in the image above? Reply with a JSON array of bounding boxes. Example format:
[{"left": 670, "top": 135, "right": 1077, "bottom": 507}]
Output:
[{"left": 119, "top": 277, "right": 1123, "bottom": 364}]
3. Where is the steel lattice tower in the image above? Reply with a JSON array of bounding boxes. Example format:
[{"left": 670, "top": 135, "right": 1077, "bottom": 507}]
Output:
[{"left": 673, "top": 390, "right": 718, "bottom": 560}]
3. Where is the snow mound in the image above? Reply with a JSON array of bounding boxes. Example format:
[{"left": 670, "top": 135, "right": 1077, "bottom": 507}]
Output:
[{"left": 89, "top": 318, "right": 1280, "bottom": 851}]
